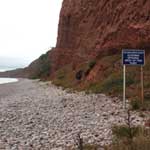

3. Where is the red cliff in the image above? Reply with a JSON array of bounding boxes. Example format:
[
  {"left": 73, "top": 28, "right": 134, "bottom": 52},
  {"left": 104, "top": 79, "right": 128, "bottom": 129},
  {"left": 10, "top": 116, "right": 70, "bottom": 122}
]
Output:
[
  {"left": 51, "top": 0, "right": 150, "bottom": 71},
  {"left": 0, "top": 0, "right": 150, "bottom": 97},
  {"left": 50, "top": 0, "right": 150, "bottom": 97}
]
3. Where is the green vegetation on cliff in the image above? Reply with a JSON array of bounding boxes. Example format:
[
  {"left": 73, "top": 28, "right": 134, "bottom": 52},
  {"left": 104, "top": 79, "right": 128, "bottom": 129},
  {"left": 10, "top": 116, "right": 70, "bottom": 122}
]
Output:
[{"left": 30, "top": 52, "right": 51, "bottom": 79}]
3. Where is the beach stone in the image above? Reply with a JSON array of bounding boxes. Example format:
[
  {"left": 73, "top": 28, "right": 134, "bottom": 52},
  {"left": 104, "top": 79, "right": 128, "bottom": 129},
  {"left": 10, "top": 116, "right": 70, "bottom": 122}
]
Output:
[{"left": 0, "top": 79, "right": 149, "bottom": 149}]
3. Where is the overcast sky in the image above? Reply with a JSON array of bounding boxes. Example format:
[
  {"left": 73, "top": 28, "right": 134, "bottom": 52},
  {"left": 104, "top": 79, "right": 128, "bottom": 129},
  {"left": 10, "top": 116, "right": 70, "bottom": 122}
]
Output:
[{"left": 0, "top": 0, "right": 63, "bottom": 66}]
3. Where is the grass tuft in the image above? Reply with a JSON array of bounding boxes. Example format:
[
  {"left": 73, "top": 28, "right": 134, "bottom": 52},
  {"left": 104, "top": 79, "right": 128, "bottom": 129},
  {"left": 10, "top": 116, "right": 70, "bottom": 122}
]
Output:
[{"left": 105, "top": 126, "right": 150, "bottom": 150}]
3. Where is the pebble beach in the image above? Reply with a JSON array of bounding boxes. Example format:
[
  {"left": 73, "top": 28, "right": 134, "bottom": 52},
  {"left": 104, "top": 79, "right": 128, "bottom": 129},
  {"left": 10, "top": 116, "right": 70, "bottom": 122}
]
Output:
[{"left": 0, "top": 79, "right": 148, "bottom": 150}]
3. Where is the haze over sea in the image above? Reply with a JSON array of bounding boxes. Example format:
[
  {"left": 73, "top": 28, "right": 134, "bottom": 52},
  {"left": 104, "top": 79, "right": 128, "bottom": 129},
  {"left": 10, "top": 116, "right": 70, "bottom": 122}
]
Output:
[
  {"left": 0, "top": 56, "right": 29, "bottom": 84},
  {"left": 0, "top": 67, "right": 19, "bottom": 84}
]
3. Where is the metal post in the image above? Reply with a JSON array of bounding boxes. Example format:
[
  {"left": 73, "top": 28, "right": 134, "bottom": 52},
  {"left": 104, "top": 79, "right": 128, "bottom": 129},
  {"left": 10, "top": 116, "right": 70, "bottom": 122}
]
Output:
[
  {"left": 141, "top": 66, "right": 144, "bottom": 104},
  {"left": 123, "top": 65, "right": 126, "bottom": 109}
]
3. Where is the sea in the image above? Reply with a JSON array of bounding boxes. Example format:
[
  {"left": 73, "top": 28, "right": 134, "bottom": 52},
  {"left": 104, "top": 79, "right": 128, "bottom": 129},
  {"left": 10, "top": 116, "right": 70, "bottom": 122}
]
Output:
[{"left": 0, "top": 68, "right": 18, "bottom": 84}]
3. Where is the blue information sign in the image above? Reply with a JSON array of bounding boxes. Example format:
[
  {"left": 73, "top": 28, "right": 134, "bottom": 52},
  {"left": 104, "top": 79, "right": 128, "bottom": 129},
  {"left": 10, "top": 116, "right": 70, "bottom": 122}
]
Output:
[{"left": 122, "top": 50, "right": 145, "bottom": 65}]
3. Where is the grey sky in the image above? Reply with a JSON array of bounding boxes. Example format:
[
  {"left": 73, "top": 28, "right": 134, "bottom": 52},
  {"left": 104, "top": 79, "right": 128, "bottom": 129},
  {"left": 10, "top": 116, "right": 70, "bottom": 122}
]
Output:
[{"left": 0, "top": 0, "right": 63, "bottom": 66}]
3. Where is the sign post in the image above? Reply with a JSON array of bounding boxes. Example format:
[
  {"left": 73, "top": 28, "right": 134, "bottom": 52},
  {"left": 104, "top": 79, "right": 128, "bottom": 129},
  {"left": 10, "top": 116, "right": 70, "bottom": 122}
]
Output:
[
  {"left": 122, "top": 49, "right": 145, "bottom": 109},
  {"left": 123, "top": 65, "right": 126, "bottom": 109},
  {"left": 141, "top": 66, "right": 144, "bottom": 104}
]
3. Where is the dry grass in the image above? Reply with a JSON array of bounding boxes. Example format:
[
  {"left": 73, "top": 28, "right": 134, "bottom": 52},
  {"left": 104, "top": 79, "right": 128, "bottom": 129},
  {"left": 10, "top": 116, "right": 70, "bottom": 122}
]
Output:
[
  {"left": 105, "top": 126, "right": 150, "bottom": 150},
  {"left": 105, "top": 135, "right": 150, "bottom": 150}
]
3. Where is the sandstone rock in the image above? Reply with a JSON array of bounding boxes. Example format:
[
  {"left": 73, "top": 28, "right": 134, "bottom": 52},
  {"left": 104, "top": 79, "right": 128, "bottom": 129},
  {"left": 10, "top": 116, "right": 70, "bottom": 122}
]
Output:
[
  {"left": 1, "top": 0, "right": 150, "bottom": 80},
  {"left": 54, "top": 0, "right": 150, "bottom": 71}
]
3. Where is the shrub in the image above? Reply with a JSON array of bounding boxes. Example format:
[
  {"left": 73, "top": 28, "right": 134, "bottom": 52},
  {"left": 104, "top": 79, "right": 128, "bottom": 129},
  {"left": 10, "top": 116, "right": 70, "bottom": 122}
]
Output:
[
  {"left": 130, "top": 99, "right": 141, "bottom": 110},
  {"left": 106, "top": 109, "right": 150, "bottom": 150},
  {"left": 96, "top": 73, "right": 134, "bottom": 94},
  {"left": 30, "top": 52, "right": 51, "bottom": 79},
  {"left": 144, "top": 91, "right": 150, "bottom": 100},
  {"left": 88, "top": 60, "right": 96, "bottom": 69},
  {"left": 57, "top": 71, "right": 65, "bottom": 80},
  {"left": 144, "top": 82, "right": 150, "bottom": 88},
  {"left": 112, "top": 125, "right": 139, "bottom": 140},
  {"left": 82, "top": 144, "right": 98, "bottom": 150},
  {"left": 130, "top": 98, "right": 150, "bottom": 111},
  {"left": 84, "top": 60, "right": 96, "bottom": 76},
  {"left": 38, "top": 53, "right": 51, "bottom": 77},
  {"left": 105, "top": 127, "right": 150, "bottom": 150}
]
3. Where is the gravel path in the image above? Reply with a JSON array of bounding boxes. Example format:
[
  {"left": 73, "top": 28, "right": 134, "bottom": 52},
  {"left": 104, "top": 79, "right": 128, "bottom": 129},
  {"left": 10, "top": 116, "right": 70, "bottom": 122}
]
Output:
[{"left": 0, "top": 79, "right": 147, "bottom": 150}]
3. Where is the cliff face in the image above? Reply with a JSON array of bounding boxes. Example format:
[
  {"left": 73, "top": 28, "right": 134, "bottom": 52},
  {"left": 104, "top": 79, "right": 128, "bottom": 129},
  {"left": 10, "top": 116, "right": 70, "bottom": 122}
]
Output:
[
  {"left": 0, "top": 0, "right": 150, "bottom": 97},
  {"left": 51, "top": 0, "right": 150, "bottom": 96},
  {"left": 55, "top": 0, "right": 150, "bottom": 62}
]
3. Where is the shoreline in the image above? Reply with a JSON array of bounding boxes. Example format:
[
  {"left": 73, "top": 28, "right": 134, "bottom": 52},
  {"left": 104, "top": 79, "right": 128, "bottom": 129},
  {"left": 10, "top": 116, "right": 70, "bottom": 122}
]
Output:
[
  {"left": 0, "top": 79, "right": 148, "bottom": 149},
  {"left": 0, "top": 77, "right": 19, "bottom": 85}
]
